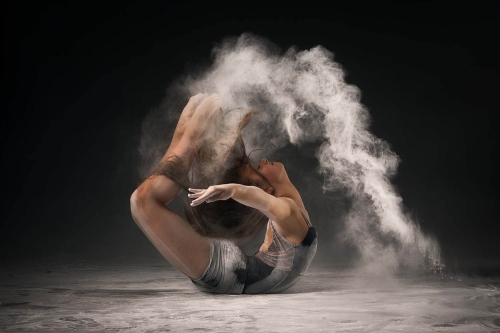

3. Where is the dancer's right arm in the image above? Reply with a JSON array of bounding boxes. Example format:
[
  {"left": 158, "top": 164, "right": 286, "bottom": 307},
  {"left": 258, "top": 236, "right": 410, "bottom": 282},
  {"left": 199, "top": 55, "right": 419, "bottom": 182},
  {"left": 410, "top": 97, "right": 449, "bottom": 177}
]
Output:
[{"left": 189, "top": 184, "right": 294, "bottom": 223}]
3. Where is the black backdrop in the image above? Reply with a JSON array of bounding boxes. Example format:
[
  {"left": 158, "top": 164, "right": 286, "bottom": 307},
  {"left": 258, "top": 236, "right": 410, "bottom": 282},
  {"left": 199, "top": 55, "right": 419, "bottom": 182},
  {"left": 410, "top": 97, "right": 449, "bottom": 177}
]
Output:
[{"left": 2, "top": 1, "right": 498, "bottom": 273}]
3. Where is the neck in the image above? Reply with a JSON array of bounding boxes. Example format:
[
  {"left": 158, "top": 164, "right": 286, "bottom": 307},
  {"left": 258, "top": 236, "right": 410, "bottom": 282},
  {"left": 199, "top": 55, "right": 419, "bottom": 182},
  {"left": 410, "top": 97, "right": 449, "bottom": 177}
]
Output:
[{"left": 273, "top": 181, "right": 304, "bottom": 208}]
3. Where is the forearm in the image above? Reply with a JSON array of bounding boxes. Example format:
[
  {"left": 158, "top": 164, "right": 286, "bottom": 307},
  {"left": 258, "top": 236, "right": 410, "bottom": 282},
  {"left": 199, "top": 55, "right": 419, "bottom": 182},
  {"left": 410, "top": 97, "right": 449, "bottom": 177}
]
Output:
[
  {"left": 229, "top": 185, "right": 291, "bottom": 222},
  {"left": 188, "top": 183, "right": 290, "bottom": 222},
  {"left": 230, "top": 184, "right": 272, "bottom": 214},
  {"left": 138, "top": 133, "right": 197, "bottom": 206}
]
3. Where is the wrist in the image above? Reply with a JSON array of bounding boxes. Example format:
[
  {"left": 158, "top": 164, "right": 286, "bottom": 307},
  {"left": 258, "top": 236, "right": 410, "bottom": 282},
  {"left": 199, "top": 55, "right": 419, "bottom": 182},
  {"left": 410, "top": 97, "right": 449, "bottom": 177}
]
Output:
[{"left": 229, "top": 184, "right": 244, "bottom": 199}]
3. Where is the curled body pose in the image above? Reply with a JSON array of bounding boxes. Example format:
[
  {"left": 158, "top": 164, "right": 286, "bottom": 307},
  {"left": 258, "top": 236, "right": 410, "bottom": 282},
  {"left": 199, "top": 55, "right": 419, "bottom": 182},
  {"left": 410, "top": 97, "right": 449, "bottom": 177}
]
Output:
[{"left": 130, "top": 94, "right": 317, "bottom": 294}]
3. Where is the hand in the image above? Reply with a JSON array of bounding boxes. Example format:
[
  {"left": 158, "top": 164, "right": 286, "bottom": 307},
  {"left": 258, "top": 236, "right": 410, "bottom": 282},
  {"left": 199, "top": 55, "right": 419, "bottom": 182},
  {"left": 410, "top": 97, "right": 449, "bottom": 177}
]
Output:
[
  {"left": 184, "top": 93, "right": 223, "bottom": 140},
  {"left": 188, "top": 184, "right": 237, "bottom": 206}
]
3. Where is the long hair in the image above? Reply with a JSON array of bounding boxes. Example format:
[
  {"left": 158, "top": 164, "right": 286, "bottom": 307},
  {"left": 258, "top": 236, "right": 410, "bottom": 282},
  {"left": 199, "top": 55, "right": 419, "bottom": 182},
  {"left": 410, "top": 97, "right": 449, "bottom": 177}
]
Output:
[{"left": 150, "top": 109, "right": 271, "bottom": 239}]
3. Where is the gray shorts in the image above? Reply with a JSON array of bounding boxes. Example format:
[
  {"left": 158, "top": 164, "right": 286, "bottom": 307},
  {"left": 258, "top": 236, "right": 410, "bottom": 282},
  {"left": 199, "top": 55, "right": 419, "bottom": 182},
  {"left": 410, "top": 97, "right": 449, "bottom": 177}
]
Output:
[{"left": 190, "top": 234, "right": 317, "bottom": 294}]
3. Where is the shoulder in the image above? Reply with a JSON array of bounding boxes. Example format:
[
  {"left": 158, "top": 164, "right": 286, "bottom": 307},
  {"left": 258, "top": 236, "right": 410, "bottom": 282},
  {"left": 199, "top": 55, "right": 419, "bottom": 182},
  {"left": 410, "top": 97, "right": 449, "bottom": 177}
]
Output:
[
  {"left": 270, "top": 197, "right": 311, "bottom": 241},
  {"left": 263, "top": 196, "right": 291, "bottom": 222},
  {"left": 268, "top": 196, "right": 305, "bottom": 223},
  {"left": 280, "top": 197, "right": 309, "bottom": 218}
]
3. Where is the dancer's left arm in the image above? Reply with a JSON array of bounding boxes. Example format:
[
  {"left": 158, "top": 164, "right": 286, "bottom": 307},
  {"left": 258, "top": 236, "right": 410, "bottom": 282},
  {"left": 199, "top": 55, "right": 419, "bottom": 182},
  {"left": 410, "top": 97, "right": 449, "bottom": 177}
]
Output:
[
  {"left": 164, "top": 93, "right": 209, "bottom": 158},
  {"left": 135, "top": 93, "right": 222, "bottom": 205}
]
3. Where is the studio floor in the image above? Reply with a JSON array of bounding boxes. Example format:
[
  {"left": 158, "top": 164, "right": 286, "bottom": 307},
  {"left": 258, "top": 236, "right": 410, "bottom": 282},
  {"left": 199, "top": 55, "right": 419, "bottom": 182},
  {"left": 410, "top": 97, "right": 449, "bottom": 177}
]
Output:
[{"left": 1, "top": 259, "right": 499, "bottom": 332}]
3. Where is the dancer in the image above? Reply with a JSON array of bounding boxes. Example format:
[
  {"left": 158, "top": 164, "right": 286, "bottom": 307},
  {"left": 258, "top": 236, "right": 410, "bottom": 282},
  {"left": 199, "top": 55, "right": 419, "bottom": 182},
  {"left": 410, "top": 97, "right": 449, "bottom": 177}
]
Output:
[{"left": 130, "top": 93, "right": 317, "bottom": 294}]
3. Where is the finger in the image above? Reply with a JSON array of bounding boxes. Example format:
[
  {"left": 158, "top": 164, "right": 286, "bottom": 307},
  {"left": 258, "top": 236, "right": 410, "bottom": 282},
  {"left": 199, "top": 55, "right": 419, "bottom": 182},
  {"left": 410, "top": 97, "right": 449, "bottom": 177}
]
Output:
[
  {"left": 191, "top": 193, "right": 210, "bottom": 205},
  {"left": 206, "top": 192, "right": 222, "bottom": 203},
  {"left": 191, "top": 195, "right": 211, "bottom": 206},
  {"left": 190, "top": 200, "right": 204, "bottom": 207},
  {"left": 204, "top": 190, "right": 223, "bottom": 202},
  {"left": 190, "top": 93, "right": 209, "bottom": 103},
  {"left": 211, "top": 95, "right": 223, "bottom": 107},
  {"left": 188, "top": 192, "right": 204, "bottom": 198},
  {"left": 188, "top": 188, "right": 205, "bottom": 193},
  {"left": 191, "top": 93, "right": 209, "bottom": 107},
  {"left": 184, "top": 94, "right": 209, "bottom": 115},
  {"left": 197, "top": 94, "right": 222, "bottom": 111},
  {"left": 191, "top": 190, "right": 221, "bottom": 206},
  {"left": 194, "top": 93, "right": 209, "bottom": 99}
]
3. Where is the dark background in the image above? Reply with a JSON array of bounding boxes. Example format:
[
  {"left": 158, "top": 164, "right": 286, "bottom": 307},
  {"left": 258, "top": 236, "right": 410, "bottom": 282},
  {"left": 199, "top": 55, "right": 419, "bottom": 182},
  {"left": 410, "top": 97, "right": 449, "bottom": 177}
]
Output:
[{"left": 2, "top": 1, "right": 498, "bottom": 273}]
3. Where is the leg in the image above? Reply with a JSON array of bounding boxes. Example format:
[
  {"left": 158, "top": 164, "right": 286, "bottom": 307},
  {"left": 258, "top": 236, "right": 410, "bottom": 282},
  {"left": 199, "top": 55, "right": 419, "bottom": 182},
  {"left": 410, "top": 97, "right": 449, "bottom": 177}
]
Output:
[
  {"left": 191, "top": 238, "right": 248, "bottom": 294},
  {"left": 130, "top": 94, "right": 221, "bottom": 279}
]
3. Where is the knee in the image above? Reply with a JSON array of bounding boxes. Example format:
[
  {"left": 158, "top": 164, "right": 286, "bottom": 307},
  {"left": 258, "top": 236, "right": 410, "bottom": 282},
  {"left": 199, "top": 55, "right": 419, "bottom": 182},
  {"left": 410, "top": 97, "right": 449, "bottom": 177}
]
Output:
[
  {"left": 130, "top": 189, "right": 139, "bottom": 204},
  {"left": 130, "top": 183, "right": 150, "bottom": 208},
  {"left": 130, "top": 189, "right": 144, "bottom": 225}
]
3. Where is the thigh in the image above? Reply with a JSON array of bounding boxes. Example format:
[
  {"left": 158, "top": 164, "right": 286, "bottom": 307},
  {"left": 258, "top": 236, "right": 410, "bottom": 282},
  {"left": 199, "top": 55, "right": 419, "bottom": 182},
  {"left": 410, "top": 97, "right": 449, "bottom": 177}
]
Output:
[{"left": 131, "top": 189, "right": 210, "bottom": 279}]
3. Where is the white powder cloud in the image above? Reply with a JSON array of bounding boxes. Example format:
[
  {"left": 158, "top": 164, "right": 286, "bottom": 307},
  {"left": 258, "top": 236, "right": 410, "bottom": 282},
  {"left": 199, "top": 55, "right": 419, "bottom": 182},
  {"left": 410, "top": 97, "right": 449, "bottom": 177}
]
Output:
[{"left": 140, "top": 33, "right": 442, "bottom": 274}]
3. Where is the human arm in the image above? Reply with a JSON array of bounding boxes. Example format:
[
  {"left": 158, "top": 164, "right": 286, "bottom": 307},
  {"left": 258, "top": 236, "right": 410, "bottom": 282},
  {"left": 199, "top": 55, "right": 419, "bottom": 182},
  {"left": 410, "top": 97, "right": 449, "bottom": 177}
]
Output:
[
  {"left": 188, "top": 184, "right": 293, "bottom": 222},
  {"left": 136, "top": 93, "right": 223, "bottom": 204}
]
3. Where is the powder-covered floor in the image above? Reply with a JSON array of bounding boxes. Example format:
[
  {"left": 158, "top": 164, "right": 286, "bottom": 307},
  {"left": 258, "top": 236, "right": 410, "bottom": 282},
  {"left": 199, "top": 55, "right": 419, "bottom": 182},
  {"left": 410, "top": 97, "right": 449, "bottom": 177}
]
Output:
[{"left": 1, "top": 259, "right": 499, "bottom": 332}]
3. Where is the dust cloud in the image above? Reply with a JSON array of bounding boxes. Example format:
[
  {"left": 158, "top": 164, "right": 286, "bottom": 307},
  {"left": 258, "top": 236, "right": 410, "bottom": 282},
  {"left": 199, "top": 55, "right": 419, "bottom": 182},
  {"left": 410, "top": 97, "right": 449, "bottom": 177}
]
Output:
[{"left": 139, "top": 33, "right": 442, "bottom": 275}]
